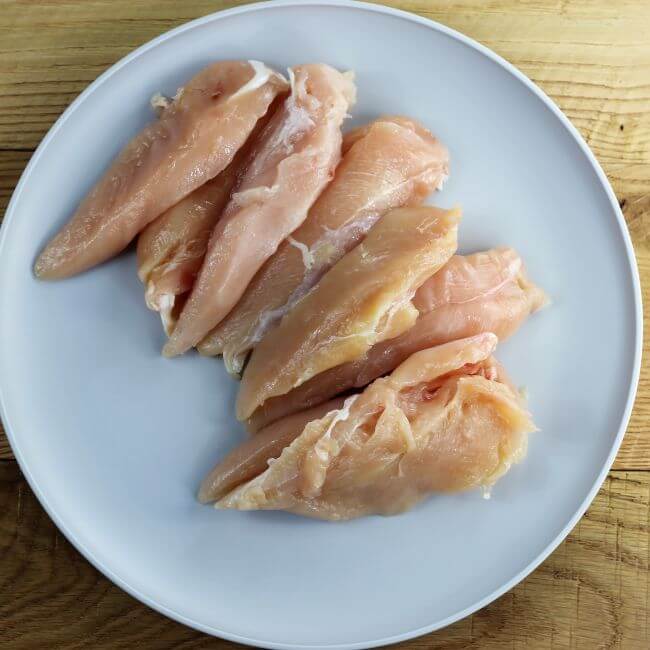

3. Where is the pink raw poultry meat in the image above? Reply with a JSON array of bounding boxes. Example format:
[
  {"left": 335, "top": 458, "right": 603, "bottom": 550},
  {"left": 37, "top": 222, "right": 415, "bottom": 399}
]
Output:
[
  {"left": 208, "top": 334, "right": 535, "bottom": 520},
  {"left": 198, "top": 116, "right": 449, "bottom": 374},
  {"left": 35, "top": 61, "right": 288, "bottom": 279},
  {"left": 198, "top": 397, "right": 346, "bottom": 504},
  {"left": 236, "top": 205, "right": 461, "bottom": 422},
  {"left": 136, "top": 104, "right": 279, "bottom": 335},
  {"left": 164, "top": 64, "right": 356, "bottom": 356},
  {"left": 247, "top": 247, "right": 547, "bottom": 432}
]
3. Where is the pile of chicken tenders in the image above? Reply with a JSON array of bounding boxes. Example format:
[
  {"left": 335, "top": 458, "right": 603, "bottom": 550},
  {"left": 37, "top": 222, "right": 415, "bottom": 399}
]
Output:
[{"left": 35, "top": 61, "right": 548, "bottom": 521}]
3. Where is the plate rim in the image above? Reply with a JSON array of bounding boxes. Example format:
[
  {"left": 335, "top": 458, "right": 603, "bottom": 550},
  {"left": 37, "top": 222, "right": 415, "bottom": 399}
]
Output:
[{"left": 0, "top": 1, "right": 643, "bottom": 648}]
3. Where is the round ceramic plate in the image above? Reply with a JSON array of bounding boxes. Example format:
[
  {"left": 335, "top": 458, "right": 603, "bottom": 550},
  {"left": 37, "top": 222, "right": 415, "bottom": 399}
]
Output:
[{"left": 0, "top": 1, "right": 642, "bottom": 648}]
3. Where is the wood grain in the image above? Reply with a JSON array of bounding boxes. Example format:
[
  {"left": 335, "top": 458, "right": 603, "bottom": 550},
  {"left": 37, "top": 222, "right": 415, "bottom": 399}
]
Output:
[
  {"left": 0, "top": 0, "right": 649, "bottom": 647},
  {"left": 0, "top": 0, "right": 648, "bottom": 170},
  {"left": 1, "top": 464, "right": 648, "bottom": 648}
]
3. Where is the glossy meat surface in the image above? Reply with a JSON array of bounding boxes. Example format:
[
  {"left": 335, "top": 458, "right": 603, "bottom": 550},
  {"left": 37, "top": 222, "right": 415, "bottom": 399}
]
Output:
[
  {"left": 198, "top": 116, "right": 450, "bottom": 373},
  {"left": 236, "top": 205, "right": 461, "bottom": 421},
  {"left": 163, "top": 64, "right": 356, "bottom": 356},
  {"left": 136, "top": 105, "right": 278, "bottom": 334},
  {"left": 216, "top": 334, "right": 535, "bottom": 520},
  {"left": 247, "top": 247, "right": 547, "bottom": 432},
  {"left": 35, "top": 61, "right": 288, "bottom": 279}
]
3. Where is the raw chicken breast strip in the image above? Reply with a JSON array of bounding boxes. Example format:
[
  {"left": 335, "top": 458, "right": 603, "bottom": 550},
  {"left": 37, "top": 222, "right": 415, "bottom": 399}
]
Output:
[
  {"left": 136, "top": 171, "right": 237, "bottom": 336},
  {"left": 198, "top": 116, "right": 450, "bottom": 373},
  {"left": 34, "top": 61, "right": 288, "bottom": 279},
  {"left": 163, "top": 64, "right": 357, "bottom": 357},
  {"left": 247, "top": 247, "right": 548, "bottom": 431},
  {"left": 236, "top": 205, "right": 461, "bottom": 421},
  {"left": 136, "top": 103, "right": 279, "bottom": 335},
  {"left": 198, "top": 397, "right": 346, "bottom": 503},
  {"left": 213, "top": 334, "right": 536, "bottom": 520}
]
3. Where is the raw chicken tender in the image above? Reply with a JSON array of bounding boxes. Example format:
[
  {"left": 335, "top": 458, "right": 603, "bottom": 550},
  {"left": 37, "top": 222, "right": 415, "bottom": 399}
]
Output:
[
  {"left": 236, "top": 205, "right": 461, "bottom": 421},
  {"left": 199, "top": 397, "right": 346, "bottom": 503},
  {"left": 136, "top": 107, "right": 277, "bottom": 335},
  {"left": 213, "top": 334, "right": 536, "bottom": 520},
  {"left": 34, "top": 61, "right": 288, "bottom": 279},
  {"left": 163, "top": 64, "right": 357, "bottom": 356},
  {"left": 248, "top": 247, "right": 547, "bottom": 431},
  {"left": 136, "top": 172, "right": 237, "bottom": 335},
  {"left": 198, "top": 116, "right": 450, "bottom": 373}
]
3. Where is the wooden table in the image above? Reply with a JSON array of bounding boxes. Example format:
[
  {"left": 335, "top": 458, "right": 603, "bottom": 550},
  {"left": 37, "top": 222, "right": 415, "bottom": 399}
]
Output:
[{"left": 1, "top": 1, "right": 648, "bottom": 647}]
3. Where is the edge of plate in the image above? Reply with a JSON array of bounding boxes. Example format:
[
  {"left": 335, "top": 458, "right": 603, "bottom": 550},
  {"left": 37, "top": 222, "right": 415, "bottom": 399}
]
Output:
[{"left": 0, "top": 1, "right": 642, "bottom": 649}]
